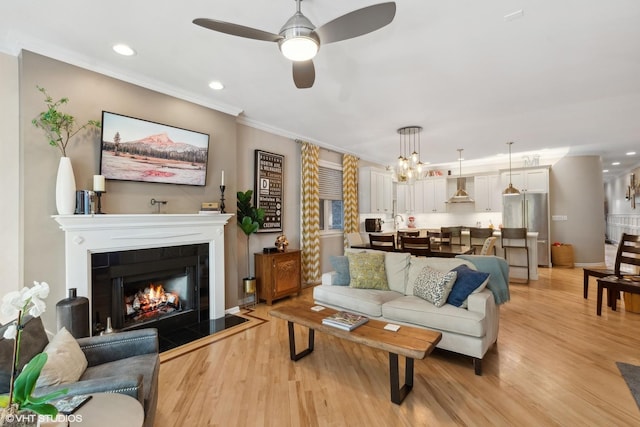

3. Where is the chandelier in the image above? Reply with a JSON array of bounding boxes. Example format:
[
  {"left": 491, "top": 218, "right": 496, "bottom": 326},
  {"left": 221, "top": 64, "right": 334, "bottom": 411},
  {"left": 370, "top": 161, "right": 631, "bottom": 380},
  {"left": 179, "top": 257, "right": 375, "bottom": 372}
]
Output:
[{"left": 396, "top": 126, "right": 424, "bottom": 183}]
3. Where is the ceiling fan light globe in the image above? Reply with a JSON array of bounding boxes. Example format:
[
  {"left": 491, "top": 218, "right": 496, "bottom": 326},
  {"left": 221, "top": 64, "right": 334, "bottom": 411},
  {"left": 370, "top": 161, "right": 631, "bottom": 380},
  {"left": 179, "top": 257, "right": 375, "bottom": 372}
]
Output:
[{"left": 280, "top": 37, "right": 318, "bottom": 61}]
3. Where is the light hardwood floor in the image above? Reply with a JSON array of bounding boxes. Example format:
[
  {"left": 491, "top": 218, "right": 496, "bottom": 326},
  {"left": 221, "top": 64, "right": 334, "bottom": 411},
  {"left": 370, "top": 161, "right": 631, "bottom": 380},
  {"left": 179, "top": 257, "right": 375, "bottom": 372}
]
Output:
[{"left": 156, "top": 256, "right": 640, "bottom": 426}]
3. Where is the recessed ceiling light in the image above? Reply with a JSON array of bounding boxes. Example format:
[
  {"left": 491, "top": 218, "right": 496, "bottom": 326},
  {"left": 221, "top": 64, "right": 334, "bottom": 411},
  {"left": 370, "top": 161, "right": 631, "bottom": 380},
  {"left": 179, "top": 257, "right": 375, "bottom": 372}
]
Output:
[
  {"left": 627, "top": 151, "right": 636, "bottom": 156},
  {"left": 612, "top": 162, "right": 620, "bottom": 166},
  {"left": 208, "top": 81, "right": 224, "bottom": 90},
  {"left": 603, "top": 169, "right": 609, "bottom": 173},
  {"left": 113, "top": 44, "right": 136, "bottom": 56}
]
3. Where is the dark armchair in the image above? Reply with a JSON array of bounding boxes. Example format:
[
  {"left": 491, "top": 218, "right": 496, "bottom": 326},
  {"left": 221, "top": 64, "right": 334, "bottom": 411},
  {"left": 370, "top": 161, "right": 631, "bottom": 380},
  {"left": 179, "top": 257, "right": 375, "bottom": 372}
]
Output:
[{"left": 1, "top": 317, "right": 159, "bottom": 427}]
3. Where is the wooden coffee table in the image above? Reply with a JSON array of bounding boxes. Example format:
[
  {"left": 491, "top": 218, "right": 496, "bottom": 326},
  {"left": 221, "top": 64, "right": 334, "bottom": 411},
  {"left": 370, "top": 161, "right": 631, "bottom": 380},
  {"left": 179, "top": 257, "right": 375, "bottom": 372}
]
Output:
[{"left": 269, "top": 302, "right": 442, "bottom": 404}]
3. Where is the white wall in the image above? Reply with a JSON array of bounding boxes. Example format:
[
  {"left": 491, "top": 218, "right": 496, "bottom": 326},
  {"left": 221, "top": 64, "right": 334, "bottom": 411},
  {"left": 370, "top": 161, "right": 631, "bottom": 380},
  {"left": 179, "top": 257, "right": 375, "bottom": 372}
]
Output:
[
  {"left": 604, "top": 164, "right": 640, "bottom": 240},
  {"left": 0, "top": 52, "right": 21, "bottom": 323}
]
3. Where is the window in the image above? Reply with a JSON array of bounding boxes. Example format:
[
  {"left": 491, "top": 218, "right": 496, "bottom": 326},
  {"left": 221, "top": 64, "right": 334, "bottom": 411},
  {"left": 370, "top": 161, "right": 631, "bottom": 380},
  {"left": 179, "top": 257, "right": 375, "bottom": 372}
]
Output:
[{"left": 319, "top": 163, "right": 343, "bottom": 232}]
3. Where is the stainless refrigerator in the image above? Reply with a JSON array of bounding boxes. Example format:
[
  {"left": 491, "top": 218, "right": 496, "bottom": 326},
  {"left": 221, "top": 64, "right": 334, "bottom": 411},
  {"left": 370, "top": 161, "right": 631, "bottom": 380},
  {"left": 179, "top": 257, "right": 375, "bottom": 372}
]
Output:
[{"left": 502, "top": 193, "right": 550, "bottom": 266}]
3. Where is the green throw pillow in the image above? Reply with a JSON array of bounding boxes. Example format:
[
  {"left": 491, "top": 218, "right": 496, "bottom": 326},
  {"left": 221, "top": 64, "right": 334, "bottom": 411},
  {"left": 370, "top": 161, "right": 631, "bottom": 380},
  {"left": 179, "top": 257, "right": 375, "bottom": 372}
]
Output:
[
  {"left": 347, "top": 252, "right": 389, "bottom": 290},
  {"left": 413, "top": 266, "right": 457, "bottom": 307}
]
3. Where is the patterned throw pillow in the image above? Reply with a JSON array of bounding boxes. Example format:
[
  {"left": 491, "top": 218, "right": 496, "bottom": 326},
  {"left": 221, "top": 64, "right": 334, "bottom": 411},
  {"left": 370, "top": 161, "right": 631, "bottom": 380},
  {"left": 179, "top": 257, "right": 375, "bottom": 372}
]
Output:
[
  {"left": 413, "top": 266, "right": 457, "bottom": 307},
  {"left": 347, "top": 252, "right": 389, "bottom": 290},
  {"left": 330, "top": 255, "right": 350, "bottom": 286}
]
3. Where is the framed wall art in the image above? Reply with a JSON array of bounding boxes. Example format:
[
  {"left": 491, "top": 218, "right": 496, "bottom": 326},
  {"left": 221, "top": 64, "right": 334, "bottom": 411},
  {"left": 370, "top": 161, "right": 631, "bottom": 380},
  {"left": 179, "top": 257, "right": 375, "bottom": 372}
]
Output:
[
  {"left": 254, "top": 150, "right": 284, "bottom": 232},
  {"left": 100, "top": 111, "right": 209, "bottom": 186}
]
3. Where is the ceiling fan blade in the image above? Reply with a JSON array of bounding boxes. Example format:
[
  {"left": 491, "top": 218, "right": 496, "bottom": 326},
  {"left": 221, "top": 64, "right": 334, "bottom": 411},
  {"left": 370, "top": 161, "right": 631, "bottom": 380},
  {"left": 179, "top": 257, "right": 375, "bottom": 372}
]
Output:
[
  {"left": 193, "top": 18, "right": 282, "bottom": 42},
  {"left": 313, "top": 2, "right": 396, "bottom": 45},
  {"left": 293, "top": 60, "right": 315, "bottom": 89}
]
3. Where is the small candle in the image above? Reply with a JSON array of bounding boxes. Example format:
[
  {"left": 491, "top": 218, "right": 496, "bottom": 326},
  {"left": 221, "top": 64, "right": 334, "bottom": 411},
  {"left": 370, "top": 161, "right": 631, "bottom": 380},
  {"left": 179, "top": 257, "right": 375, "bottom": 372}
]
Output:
[
  {"left": 221, "top": 170, "right": 225, "bottom": 186},
  {"left": 93, "top": 175, "right": 105, "bottom": 192}
]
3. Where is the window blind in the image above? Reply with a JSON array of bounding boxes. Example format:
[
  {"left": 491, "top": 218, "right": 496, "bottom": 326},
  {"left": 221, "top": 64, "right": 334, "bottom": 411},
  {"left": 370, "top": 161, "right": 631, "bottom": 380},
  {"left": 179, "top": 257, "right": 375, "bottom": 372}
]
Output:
[{"left": 319, "top": 166, "right": 342, "bottom": 200}]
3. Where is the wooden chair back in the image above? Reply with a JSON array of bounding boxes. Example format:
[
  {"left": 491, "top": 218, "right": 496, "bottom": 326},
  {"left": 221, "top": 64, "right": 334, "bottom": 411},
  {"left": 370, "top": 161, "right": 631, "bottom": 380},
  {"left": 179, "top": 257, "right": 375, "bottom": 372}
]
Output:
[
  {"left": 501, "top": 227, "right": 528, "bottom": 247},
  {"left": 399, "top": 236, "right": 431, "bottom": 256},
  {"left": 469, "top": 227, "right": 493, "bottom": 250},
  {"left": 614, "top": 233, "right": 640, "bottom": 277},
  {"left": 397, "top": 230, "right": 419, "bottom": 248},
  {"left": 369, "top": 234, "right": 396, "bottom": 252}
]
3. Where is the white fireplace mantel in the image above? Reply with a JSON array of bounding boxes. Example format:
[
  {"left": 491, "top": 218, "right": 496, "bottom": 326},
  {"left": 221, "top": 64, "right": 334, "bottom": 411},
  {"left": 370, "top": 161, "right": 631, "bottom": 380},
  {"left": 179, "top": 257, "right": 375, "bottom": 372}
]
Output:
[{"left": 53, "top": 214, "right": 233, "bottom": 326}]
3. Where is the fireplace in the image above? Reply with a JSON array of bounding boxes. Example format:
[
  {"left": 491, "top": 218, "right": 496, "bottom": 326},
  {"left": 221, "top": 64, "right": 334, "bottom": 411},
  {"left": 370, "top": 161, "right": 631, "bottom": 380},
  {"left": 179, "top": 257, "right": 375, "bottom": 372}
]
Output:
[
  {"left": 91, "top": 244, "right": 209, "bottom": 336},
  {"left": 53, "top": 214, "right": 233, "bottom": 336}
]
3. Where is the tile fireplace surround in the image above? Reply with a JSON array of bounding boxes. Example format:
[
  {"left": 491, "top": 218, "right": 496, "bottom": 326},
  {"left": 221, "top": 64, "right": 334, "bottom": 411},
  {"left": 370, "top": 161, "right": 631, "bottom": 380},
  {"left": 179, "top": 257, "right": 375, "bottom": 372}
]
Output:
[{"left": 53, "top": 214, "right": 233, "bottom": 334}]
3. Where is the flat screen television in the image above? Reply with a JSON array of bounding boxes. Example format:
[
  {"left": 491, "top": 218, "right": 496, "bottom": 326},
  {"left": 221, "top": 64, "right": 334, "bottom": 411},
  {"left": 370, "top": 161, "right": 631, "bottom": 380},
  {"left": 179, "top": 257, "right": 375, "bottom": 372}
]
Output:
[{"left": 99, "top": 111, "right": 209, "bottom": 186}]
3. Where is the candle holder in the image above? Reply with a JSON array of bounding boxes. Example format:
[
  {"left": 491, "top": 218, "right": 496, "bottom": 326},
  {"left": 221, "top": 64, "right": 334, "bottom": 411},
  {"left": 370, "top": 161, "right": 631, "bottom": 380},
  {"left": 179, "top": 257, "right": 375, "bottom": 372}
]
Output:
[
  {"left": 94, "top": 191, "right": 106, "bottom": 214},
  {"left": 219, "top": 185, "right": 226, "bottom": 213}
]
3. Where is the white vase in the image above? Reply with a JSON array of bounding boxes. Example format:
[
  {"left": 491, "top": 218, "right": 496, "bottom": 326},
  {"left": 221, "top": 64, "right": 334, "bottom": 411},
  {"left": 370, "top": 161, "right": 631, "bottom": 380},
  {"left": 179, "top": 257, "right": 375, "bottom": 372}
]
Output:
[{"left": 56, "top": 156, "right": 76, "bottom": 215}]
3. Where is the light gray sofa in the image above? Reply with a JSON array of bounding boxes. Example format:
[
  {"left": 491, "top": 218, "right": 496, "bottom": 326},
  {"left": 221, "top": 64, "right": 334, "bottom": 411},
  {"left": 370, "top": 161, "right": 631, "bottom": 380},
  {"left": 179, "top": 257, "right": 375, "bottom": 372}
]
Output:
[
  {"left": 313, "top": 250, "right": 508, "bottom": 375},
  {"left": 0, "top": 317, "right": 158, "bottom": 427}
]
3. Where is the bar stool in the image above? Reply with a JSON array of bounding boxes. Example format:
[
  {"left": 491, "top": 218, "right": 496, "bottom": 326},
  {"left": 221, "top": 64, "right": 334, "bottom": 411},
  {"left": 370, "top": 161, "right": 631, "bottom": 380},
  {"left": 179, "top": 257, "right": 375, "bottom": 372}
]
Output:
[
  {"left": 441, "top": 226, "right": 462, "bottom": 245},
  {"left": 501, "top": 227, "right": 529, "bottom": 283},
  {"left": 369, "top": 234, "right": 396, "bottom": 251}
]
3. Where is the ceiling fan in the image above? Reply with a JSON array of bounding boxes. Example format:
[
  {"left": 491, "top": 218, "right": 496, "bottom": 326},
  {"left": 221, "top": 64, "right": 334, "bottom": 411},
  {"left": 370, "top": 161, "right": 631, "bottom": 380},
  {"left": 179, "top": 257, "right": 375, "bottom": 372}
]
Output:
[{"left": 193, "top": 0, "right": 396, "bottom": 89}]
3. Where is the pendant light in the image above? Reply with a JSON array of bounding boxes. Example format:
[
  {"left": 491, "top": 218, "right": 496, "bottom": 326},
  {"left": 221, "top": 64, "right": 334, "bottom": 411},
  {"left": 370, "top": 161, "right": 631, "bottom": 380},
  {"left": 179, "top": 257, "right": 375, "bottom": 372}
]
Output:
[
  {"left": 395, "top": 126, "right": 424, "bottom": 183},
  {"left": 448, "top": 148, "right": 474, "bottom": 203},
  {"left": 503, "top": 141, "right": 521, "bottom": 195}
]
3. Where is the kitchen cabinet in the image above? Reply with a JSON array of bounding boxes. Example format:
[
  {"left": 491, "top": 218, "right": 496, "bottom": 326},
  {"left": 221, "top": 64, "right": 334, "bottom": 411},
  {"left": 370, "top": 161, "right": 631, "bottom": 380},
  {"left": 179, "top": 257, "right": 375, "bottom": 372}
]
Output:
[
  {"left": 254, "top": 250, "right": 301, "bottom": 305},
  {"left": 359, "top": 167, "right": 393, "bottom": 213},
  {"left": 474, "top": 174, "right": 502, "bottom": 212},
  {"left": 396, "top": 183, "right": 414, "bottom": 214},
  {"left": 415, "top": 178, "right": 447, "bottom": 213},
  {"left": 501, "top": 167, "right": 549, "bottom": 192}
]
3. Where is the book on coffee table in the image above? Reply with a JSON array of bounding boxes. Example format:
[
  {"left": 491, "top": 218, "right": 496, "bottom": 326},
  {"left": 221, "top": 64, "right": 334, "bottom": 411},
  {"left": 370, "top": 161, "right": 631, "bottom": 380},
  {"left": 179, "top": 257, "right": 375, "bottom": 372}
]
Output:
[{"left": 322, "top": 311, "right": 368, "bottom": 331}]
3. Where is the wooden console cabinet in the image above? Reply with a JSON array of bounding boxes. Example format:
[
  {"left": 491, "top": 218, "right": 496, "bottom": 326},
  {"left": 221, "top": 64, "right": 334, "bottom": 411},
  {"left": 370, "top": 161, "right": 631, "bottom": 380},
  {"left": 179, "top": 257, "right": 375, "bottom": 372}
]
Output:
[{"left": 254, "top": 250, "right": 301, "bottom": 305}]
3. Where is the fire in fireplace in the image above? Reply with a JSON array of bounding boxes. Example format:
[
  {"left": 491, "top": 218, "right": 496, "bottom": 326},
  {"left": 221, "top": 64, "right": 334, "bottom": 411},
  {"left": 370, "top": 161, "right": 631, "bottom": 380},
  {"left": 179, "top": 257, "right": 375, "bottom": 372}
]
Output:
[{"left": 125, "top": 282, "right": 181, "bottom": 322}]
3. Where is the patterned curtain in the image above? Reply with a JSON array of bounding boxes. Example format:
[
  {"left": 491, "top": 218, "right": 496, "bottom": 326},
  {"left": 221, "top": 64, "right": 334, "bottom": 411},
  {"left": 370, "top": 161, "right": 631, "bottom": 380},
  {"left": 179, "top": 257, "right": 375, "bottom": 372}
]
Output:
[
  {"left": 300, "top": 142, "right": 321, "bottom": 285},
  {"left": 343, "top": 154, "right": 360, "bottom": 248}
]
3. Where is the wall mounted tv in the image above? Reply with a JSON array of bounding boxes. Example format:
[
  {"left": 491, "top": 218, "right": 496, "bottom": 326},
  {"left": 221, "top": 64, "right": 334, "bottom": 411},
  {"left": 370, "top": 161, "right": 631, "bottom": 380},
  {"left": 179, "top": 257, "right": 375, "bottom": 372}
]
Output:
[{"left": 99, "top": 111, "right": 209, "bottom": 186}]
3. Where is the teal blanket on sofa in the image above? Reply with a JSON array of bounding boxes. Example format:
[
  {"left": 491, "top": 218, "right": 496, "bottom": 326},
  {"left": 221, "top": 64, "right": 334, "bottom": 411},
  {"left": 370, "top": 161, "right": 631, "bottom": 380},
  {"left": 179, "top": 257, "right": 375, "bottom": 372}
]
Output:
[{"left": 457, "top": 255, "right": 510, "bottom": 305}]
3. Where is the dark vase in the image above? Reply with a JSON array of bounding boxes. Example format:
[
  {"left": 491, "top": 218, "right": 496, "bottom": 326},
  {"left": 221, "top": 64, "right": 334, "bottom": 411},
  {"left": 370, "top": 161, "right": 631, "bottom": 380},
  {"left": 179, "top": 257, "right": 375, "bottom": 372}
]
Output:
[{"left": 56, "top": 288, "right": 90, "bottom": 338}]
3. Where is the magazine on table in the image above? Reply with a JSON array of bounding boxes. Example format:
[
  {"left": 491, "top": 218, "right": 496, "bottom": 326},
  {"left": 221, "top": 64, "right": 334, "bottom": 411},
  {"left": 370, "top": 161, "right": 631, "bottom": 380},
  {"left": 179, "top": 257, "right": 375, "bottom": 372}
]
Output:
[
  {"left": 322, "top": 311, "right": 368, "bottom": 331},
  {"left": 52, "top": 394, "right": 92, "bottom": 414}
]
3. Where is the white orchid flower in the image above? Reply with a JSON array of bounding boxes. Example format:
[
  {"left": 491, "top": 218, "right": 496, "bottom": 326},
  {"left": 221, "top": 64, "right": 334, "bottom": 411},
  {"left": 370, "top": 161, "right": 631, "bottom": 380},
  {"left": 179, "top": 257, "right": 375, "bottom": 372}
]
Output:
[
  {"left": 1, "top": 290, "right": 22, "bottom": 319},
  {"left": 2, "top": 324, "right": 17, "bottom": 340}
]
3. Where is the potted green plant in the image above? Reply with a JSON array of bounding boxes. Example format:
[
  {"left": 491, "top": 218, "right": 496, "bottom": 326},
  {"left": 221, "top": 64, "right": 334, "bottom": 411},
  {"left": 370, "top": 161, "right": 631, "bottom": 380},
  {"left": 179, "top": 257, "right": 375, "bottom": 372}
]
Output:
[
  {"left": 237, "top": 190, "right": 265, "bottom": 296},
  {"left": 31, "top": 86, "right": 101, "bottom": 215}
]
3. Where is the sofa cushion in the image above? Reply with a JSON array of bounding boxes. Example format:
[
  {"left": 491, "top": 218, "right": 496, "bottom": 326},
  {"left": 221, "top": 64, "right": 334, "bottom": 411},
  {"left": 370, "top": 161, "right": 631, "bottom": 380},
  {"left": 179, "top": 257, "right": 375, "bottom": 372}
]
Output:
[
  {"left": 407, "top": 257, "right": 474, "bottom": 295},
  {"left": 347, "top": 252, "right": 389, "bottom": 290},
  {"left": 0, "top": 316, "right": 49, "bottom": 394},
  {"left": 313, "top": 285, "right": 402, "bottom": 317},
  {"left": 382, "top": 295, "right": 487, "bottom": 338},
  {"left": 36, "top": 327, "right": 88, "bottom": 388},
  {"left": 412, "top": 266, "right": 457, "bottom": 307},
  {"left": 329, "top": 256, "right": 350, "bottom": 286},
  {"left": 447, "top": 264, "right": 490, "bottom": 308},
  {"left": 383, "top": 252, "right": 410, "bottom": 294}
]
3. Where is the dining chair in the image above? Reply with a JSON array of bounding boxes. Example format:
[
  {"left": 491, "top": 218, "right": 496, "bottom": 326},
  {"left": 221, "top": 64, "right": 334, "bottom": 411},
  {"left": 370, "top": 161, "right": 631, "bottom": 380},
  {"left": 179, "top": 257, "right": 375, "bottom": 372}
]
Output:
[
  {"left": 427, "top": 230, "right": 451, "bottom": 247},
  {"left": 369, "top": 234, "right": 396, "bottom": 252},
  {"left": 501, "top": 227, "right": 529, "bottom": 283},
  {"left": 585, "top": 233, "right": 640, "bottom": 298},
  {"left": 479, "top": 236, "right": 497, "bottom": 256},
  {"left": 441, "top": 226, "right": 462, "bottom": 245},
  {"left": 398, "top": 236, "right": 431, "bottom": 256},
  {"left": 595, "top": 233, "right": 640, "bottom": 315},
  {"left": 397, "top": 230, "right": 419, "bottom": 248},
  {"left": 469, "top": 227, "right": 494, "bottom": 253}
]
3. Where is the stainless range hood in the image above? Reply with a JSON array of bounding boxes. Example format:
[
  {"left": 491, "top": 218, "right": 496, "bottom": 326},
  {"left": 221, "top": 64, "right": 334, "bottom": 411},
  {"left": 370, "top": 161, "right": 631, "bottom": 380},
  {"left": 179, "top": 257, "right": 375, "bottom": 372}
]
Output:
[
  {"left": 448, "top": 177, "right": 475, "bottom": 203},
  {"left": 447, "top": 148, "right": 475, "bottom": 203}
]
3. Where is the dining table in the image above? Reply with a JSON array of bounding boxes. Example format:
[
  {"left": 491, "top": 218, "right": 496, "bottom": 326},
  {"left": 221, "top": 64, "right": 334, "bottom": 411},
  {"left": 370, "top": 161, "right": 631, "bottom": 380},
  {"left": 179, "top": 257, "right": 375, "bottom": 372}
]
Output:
[{"left": 350, "top": 243, "right": 474, "bottom": 258}]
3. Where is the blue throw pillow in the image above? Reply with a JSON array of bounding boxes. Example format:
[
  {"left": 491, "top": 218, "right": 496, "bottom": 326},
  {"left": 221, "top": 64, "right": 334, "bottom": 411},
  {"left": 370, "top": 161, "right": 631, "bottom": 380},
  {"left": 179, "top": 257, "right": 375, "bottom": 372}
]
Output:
[
  {"left": 330, "top": 255, "right": 350, "bottom": 286},
  {"left": 447, "top": 264, "right": 490, "bottom": 307}
]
